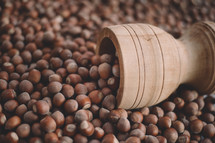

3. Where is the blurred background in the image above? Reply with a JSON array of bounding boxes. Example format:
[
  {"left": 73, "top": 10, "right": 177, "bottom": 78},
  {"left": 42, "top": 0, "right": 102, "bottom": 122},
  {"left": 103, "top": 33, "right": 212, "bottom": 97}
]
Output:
[{"left": 1, "top": 0, "right": 215, "bottom": 44}]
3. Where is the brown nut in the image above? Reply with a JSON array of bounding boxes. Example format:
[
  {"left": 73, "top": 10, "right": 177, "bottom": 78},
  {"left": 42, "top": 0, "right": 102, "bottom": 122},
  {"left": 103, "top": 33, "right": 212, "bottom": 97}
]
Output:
[
  {"left": 17, "top": 92, "right": 30, "bottom": 104},
  {"left": 156, "top": 136, "right": 167, "bottom": 143},
  {"left": 64, "top": 99, "right": 78, "bottom": 114},
  {"left": 184, "top": 102, "right": 198, "bottom": 116},
  {"left": 28, "top": 69, "right": 41, "bottom": 84},
  {"left": 5, "top": 132, "right": 19, "bottom": 143},
  {"left": 102, "top": 134, "right": 119, "bottom": 143},
  {"left": 93, "top": 127, "right": 105, "bottom": 139},
  {"left": 0, "top": 79, "right": 7, "bottom": 90},
  {"left": 130, "top": 111, "right": 143, "bottom": 123},
  {"left": 74, "top": 134, "right": 88, "bottom": 143},
  {"left": 145, "top": 135, "right": 159, "bottom": 143},
  {"left": 0, "top": 113, "right": 6, "bottom": 126},
  {"left": 4, "top": 99, "right": 19, "bottom": 112},
  {"left": 63, "top": 124, "right": 76, "bottom": 136},
  {"left": 74, "top": 109, "right": 92, "bottom": 123},
  {"left": 24, "top": 111, "right": 39, "bottom": 123},
  {"left": 32, "top": 123, "right": 42, "bottom": 136},
  {"left": 130, "top": 129, "right": 145, "bottom": 140},
  {"left": 33, "top": 100, "right": 50, "bottom": 115},
  {"left": 146, "top": 124, "right": 158, "bottom": 136},
  {"left": 102, "top": 94, "right": 116, "bottom": 110},
  {"left": 44, "top": 132, "right": 58, "bottom": 143},
  {"left": 62, "top": 84, "right": 74, "bottom": 98},
  {"left": 151, "top": 106, "right": 164, "bottom": 118},
  {"left": 158, "top": 116, "right": 172, "bottom": 129},
  {"left": 98, "top": 63, "right": 111, "bottom": 79},
  {"left": 109, "top": 108, "right": 128, "bottom": 123},
  {"left": 66, "top": 74, "right": 82, "bottom": 85},
  {"left": 47, "top": 81, "right": 62, "bottom": 94},
  {"left": 144, "top": 114, "right": 158, "bottom": 125},
  {"left": 163, "top": 128, "right": 178, "bottom": 143},
  {"left": 92, "top": 118, "right": 102, "bottom": 127},
  {"left": 16, "top": 124, "right": 30, "bottom": 138},
  {"left": 53, "top": 93, "right": 65, "bottom": 107},
  {"left": 79, "top": 120, "right": 95, "bottom": 136},
  {"left": 203, "top": 124, "right": 215, "bottom": 138},
  {"left": 125, "top": 136, "right": 141, "bottom": 143},
  {"left": 51, "top": 111, "right": 65, "bottom": 127},
  {"left": 5, "top": 116, "right": 21, "bottom": 130},
  {"left": 162, "top": 101, "right": 175, "bottom": 112},
  {"left": 76, "top": 94, "right": 91, "bottom": 109},
  {"left": 75, "top": 83, "right": 88, "bottom": 95},
  {"left": 172, "top": 120, "right": 185, "bottom": 133},
  {"left": 116, "top": 117, "right": 131, "bottom": 133},
  {"left": 88, "top": 90, "right": 104, "bottom": 104},
  {"left": 173, "top": 97, "right": 185, "bottom": 110},
  {"left": 40, "top": 116, "right": 57, "bottom": 133},
  {"left": 102, "top": 122, "right": 115, "bottom": 134},
  {"left": 19, "top": 80, "right": 33, "bottom": 93},
  {"left": 165, "top": 112, "right": 177, "bottom": 121}
]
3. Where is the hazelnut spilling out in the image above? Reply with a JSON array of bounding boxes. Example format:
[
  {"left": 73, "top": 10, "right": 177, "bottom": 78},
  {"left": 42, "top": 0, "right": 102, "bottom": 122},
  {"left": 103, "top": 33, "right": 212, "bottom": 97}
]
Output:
[{"left": 0, "top": 1, "right": 215, "bottom": 143}]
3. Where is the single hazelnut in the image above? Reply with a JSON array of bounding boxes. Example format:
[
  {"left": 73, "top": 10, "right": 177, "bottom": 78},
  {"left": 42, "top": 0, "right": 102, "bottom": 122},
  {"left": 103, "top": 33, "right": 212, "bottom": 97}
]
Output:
[
  {"left": 89, "top": 66, "right": 99, "bottom": 80},
  {"left": 51, "top": 111, "right": 65, "bottom": 127},
  {"left": 158, "top": 116, "right": 172, "bottom": 129},
  {"left": 19, "top": 80, "right": 33, "bottom": 93},
  {"left": 16, "top": 124, "right": 30, "bottom": 138},
  {"left": 40, "top": 116, "right": 57, "bottom": 133},
  {"left": 53, "top": 93, "right": 65, "bottom": 107},
  {"left": 163, "top": 128, "right": 178, "bottom": 143},
  {"left": 75, "top": 83, "right": 88, "bottom": 95},
  {"left": 44, "top": 132, "right": 58, "bottom": 143},
  {"left": 116, "top": 117, "right": 130, "bottom": 133},
  {"left": 79, "top": 120, "right": 95, "bottom": 136},
  {"left": 146, "top": 124, "right": 158, "bottom": 136},
  {"left": 173, "top": 120, "right": 185, "bottom": 133},
  {"left": 102, "top": 134, "right": 119, "bottom": 143},
  {"left": 28, "top": 69, "right": 41, "bottom": 84},
  {"left": 63, "top": 124, "right": 76, "bottom": 136},
  {"left": 98, "top": 63, "right": 111, "bottom": 79},
  {"left": 33, "top": 100, "right": 50, "bottom": 115},
  {"left": 62, "top": 84, "right": 74, "bottom": 98},
  {"left": 144, "top": 114, "right": 158, "bottom": 125},
  {"left": 5, "top": 116, "right": 21, "bottom": 130},
  {"left": 125, "top": 136, "right": 141, "bottom": 143},
  {"left": 93, "top": 127, "right": 104, "bottom": 139},
  {"left": 130, "top": 129, "right": 145, "bottom": 140},
  {"left": 47, "top": 81, "right": 62, "bottom": 94},
  {"left": 64, "top": 99, "right": 78, "bottom": 114},
  {"left": 102, "top": 94, "right": 116, "bottom": 110},
  {"left": 130, "top": 111, "right": 143, "bottom": 123}
]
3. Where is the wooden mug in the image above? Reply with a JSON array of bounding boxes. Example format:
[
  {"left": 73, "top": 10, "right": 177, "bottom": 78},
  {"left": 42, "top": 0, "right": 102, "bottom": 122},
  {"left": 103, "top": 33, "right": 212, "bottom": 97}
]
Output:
[{"left": 96, "top": 21, "right": 215, "bottom": 109}]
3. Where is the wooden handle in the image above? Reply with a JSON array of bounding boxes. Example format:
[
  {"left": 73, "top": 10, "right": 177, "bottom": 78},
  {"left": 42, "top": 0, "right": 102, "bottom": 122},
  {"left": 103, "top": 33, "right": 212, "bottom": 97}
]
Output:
[{"left": 96, "top": 21, "right": 215, "bottom": 109}]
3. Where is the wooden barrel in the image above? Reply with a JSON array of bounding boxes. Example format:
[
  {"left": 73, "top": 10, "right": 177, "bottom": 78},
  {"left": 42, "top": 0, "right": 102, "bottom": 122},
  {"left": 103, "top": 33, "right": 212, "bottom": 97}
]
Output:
[{"left": 96, "top": 21, "right": 215, "bottom": 109}]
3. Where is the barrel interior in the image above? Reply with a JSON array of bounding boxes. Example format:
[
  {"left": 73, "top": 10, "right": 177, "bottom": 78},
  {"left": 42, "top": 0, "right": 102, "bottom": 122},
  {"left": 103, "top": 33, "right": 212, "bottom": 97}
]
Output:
[{"left": 98, "top": 37, "right": 116, "bottom": 55}]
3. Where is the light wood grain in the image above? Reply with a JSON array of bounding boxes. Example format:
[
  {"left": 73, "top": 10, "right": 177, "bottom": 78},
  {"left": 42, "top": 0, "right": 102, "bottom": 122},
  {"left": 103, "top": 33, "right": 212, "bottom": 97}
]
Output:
[{"left": 96, "top": 21, "right": 215, "bottom": 109}]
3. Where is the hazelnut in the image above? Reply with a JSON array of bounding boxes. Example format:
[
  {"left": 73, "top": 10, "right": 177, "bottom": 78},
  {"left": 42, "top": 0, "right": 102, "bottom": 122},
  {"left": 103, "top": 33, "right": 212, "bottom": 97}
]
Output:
[
  {"left": 78, "top": 67, "right": 89, "bottom": 79},
  {"left": 5, "top": 116, "right": 21, "bottom": 130},
  {"left": 66, "top": 74, "right": 82, "bottom": 85},
  {"left": 89, "top": 66, "right": 99, "bottom": 80},
  {"left": 92, "top": 118, "right": 102, "bottom": 127},
  {"left": 158, "top": 116, "right": 171, "bottom": 129},
  {"left": 98, "top": 63, "right": 111, "bottom": 79},
  {"left": 93, "top": 127, "right": 105, "bottom": 139},
  {"left": 165, "top": 111, "right": 177, "bottom": 121},
  {"left": 102, "top": 94, "right": 116, "bottom": 110},
  {"left": 100, "top": 54, "right": 113, "bottom": 64},
  {"left": 62, "top": 84, "right": 74, "bottom": 98},
  {"left": 125, "top": 136, "right": 141, "bottom": 143},
  {"left": 28, "top": 69, "right": 41, "bottom": 84},
  {"left": 40, "top": 116, "right": 57, "bottom": 133},
  {"left": 47, "top": 81, "right": 62, "bottom": 94},
  {"left": 63, "top": 124, "right": 76, "bottom": 136},
  {"left": 145, "top": 135, "right": 159, "bottom": 143},
  {"left": 17, "top": 92, "right": 30, "bottom": 104},
  {"left": 74, "top": 109, "right": 93, "bottom": 123},
  {"left": 102, "top": 122, "right": 115, "bottom": 134},
  {"left": 203, "top": 124, "right": 215, "bottom": 138},
  {"left": 5, "top": 132, "right": 19, "bottom": 143},
  {"left": 162, "top": 101, "right": 175, "bottom": 112},
  {"left": 0, "top": 113, "right": 6, "bottom": 126},
  {"left": 144, "top": 114, "right": 158, "bottom": 125},
  {"left": 64, "top": 99, "right": 78, "bottom": 114},
  {"left": 163, "top": 128, "right": 178, "bottom": 143},
  {"left": 146, "top": 124, "right": 158, "bottom": 136},
  {"left": 112, "top": 64, "right": 120, "bottom": 77},
  {"left": 76, "top": 94, "right": 91, "bottom": 109},
  {"left": 16, "top": 124, "right": 30, "bottom": 138},
  {"left": 151, "top": 106, "right": 164, "bottom": 118},
  {"left": 32, "top": 123, "right": 42, "bottom": 136},
  {"left": 19, "top": 80, "right": 33, "bottom": 93},
  {"left": 79, "top": 120, "right": 95, "bottom": 136},
  {"left": 130, "top": 111, "right": 143, "bottom": 123},
  {"left": 130, "top": 129, "right": 145, "bottom": 140},
  {"left": 173, "top": 97, "right": 185, "bottom": 110},
  {"left": 53, "top": 93, "right": 65, "bottom": 107},
  {"left": 74, "top": 134, "right": 88, "bottom": 143},
  {"left": 44, "top": 132, "right": 58, "bottom": 143},
  {"left": 4, "top": 100, "right": 18, "bottom": 112},
  {"left": 102, "top": 134, "right": 119, "bottom": 143},
  {"left": 184, "top": 102, "right": 198, "bottom": 116},
  {"left": 24, "top": 111, "right": 39, "bottom": 123},
  {"left": 51, "top": 111, "right": 65, "bottom": 127},
  {"left": 173, "top": 120, "right": 185, "bottom": 133},
  {"left": 75, "top": 83, "right": 88, "bottom": 95},
  {"left": 0, "top": 79, "right": 7, "bottom": 90},
  {"left": 88, "top": 90, "right": 104, "bottom": 104},
  {"left": 33, "top": 100, "right": 50, "bottom": 115},
  {"left": 117, "top": 117, "right": 131, "bottom": 133},
  {"left": 156, "top": 136, "right": 167, "bottom": 143},
  {"left": 109, "top": 108, "right": 128, "bottom": 123}
]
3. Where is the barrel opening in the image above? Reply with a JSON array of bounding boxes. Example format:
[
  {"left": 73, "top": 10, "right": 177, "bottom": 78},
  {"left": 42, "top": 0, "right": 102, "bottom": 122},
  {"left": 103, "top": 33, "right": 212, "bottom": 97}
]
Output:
[{"left": 98, "top": 37, "right": 116, "bottom": 55}]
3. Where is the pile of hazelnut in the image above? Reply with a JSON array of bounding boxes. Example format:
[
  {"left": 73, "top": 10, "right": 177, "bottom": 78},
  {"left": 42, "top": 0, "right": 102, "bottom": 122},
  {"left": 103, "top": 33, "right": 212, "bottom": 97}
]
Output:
[{"left": 0, "top": 0, "right": 215, "bottom": 143}]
